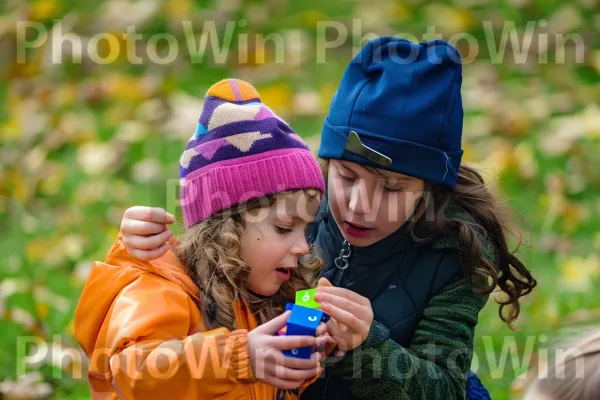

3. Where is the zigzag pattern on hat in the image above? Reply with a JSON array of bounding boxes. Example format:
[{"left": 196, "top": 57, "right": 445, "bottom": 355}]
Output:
[
  {"left": 178, "top": 78, "right": 325, "bottom": 228},
  {"left": 180, "top": 79, "right": 309, "bottom": 178}
]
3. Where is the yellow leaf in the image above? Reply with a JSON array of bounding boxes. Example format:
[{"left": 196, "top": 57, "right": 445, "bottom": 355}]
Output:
[
  {"left": 563, "top": 202, "right": 589, "bottom": 233},
  {"left": 258, "top": 83, "right": 293, "bottom": 116},
  {"left": 425, "top": 5, "right": 475, "bottom": 34},
  {"left": 1, "top": 119, "right": 21, "bottom": 141},
  {"left": 581, "top": 104, "right": 600, "bottom": 138},
  {"left": 103, "top": 74, "right": 151, "bottom": 103},
  {"left": 164, "top": 0, "right": 192, "bottom": 18},
  {"left": 300, "top": 10, "right": 328, "bottom": 29},
  {"left": 39, "top": 163, "right": 66, "bottom": 196},
  {"left": 513, "top": 142, "right": 538, "bottom": 180},
  {"left": 26, "top": 238, "right": 54, "bottom": 262},
  {"left": 36, "top": 302, "right": 49, "bottom": 319},
  {"left": 66, "top": 319, "right": 76, "bottom": 337},
  {"left": 461, "top": 142, "right": 475, "bottom": 163},
  {"left": 592, "top": 50, "right": 600, "bottom": 74},
  {"left": 319, "top": 83, "right": 338, "bottom": 114},
  {"left": 8, "top": 170, "right": 31, "bottom": 204},
  {"left": 391, "top": 3, "right": 411, "bottom": 23},
  {"left": 55, "top": 83, "right": 79, "bottom": 108},
  {"left": 560, "top": 255, "right": 600, "bottom": 291},
  {"left": 30, "top": 0, "right": 60, "bottom": 21}
]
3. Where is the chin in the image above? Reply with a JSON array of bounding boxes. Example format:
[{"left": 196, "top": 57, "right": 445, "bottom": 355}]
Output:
[
  {"left": 251, "top": 285, "right": 280, "bottom": 297},
  {"left": 342, "top": 234, "right": 378, "bottom": 248}
]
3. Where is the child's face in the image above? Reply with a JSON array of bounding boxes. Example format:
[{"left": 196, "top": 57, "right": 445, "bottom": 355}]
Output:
[
  {"left": 240, "top": 190, "right": 321, "bottom": 296},
  {"left": 327, "top": 160, "right": 425, "bottom": 247}
]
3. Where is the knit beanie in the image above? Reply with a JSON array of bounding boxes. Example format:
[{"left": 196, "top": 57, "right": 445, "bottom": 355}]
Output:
[
  {"left": 180, "top": 79, "right": 325, "bottom": 229},
  {"left": 318, "top": 37, "right": 464, "bottom": 189}
]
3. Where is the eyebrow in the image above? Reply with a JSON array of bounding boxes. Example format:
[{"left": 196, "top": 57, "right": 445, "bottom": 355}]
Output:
[{"left": 274, "top": 213, "right": 314, "bottom": 224}]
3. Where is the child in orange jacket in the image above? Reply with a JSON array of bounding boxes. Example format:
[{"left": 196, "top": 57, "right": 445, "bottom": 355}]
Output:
[{"left": 74, "top": 79, "right": 332, "bottom": 400}]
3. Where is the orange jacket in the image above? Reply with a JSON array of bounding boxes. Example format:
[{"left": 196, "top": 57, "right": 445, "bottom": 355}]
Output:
[{"left": 74, "top": 234, "right": 317, "bottom": 400}]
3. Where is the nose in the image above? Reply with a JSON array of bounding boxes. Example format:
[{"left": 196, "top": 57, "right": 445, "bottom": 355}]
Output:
[
  {"left": 290, "top": 234, "right": 310, "bottom": 257},
  {"left": 348, "top": 178, "right": 379, "bottom": 216}
]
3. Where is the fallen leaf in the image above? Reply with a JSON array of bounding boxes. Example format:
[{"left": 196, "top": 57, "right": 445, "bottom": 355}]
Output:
[
  {"left": 131, "top": 158, "right": 163, "bottom": 183},
  {"left": 559, "top": 254, "right": 599, "bottom": 291},
  {"left": 77, "top": 142, "right": 121, "bottom": 175}
]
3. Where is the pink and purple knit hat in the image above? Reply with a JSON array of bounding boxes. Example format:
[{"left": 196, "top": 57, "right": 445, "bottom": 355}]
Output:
[{"left": 180, "top": 79, "right": 325, "bottom": 229}]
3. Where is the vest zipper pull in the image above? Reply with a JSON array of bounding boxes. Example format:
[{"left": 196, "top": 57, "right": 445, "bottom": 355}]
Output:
[
  {"left": 334, "top": 240, "right": 351, "bottom": 271},
  {"left": 333, "top": 240, "right": 352, "bottom": 286}
]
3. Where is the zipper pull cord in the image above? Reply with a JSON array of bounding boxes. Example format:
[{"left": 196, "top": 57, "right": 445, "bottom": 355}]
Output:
[{"left": 334, "top": 240, "right": 352, "bottom": 271}]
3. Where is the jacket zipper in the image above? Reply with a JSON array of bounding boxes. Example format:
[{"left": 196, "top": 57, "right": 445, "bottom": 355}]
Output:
[{"left": 321, "top": 240, "right": 353, "bottom": 399}]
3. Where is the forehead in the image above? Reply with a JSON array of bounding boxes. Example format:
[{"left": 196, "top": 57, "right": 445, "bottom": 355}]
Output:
[
  {"left": 271, "top": 190, "right": 321, "bottom": 218},
  {"left": 334, "top": 160, "right": 414, "bottom": 181}
]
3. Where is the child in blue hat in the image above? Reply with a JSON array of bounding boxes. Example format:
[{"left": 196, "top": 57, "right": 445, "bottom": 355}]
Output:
[{"left": 118, "top": 37, "right": 535, "bottom": 399}]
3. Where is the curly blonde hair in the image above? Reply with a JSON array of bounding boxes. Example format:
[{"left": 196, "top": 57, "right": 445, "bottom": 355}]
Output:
[{"left": 173, "top": 190, "right": 323, "bottom": 331}]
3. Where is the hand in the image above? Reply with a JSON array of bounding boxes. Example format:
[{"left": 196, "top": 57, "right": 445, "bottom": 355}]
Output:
[
  {"left": 314, "top": 287, "right": 374, "bottom": 352},
  {"left": 248, "top": 311, "right": 324, "bottom": 390},
  {"left": 120, "top": 206, "right": 175, "bottom": 260}
]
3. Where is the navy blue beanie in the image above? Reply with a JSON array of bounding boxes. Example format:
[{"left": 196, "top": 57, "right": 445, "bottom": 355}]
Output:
[{"left": 318, "top": 36, "right": 464, "bottom": 189}]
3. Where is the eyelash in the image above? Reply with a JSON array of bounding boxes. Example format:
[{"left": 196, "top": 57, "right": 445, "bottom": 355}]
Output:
[
  {"left": 339, "top": 173, "right": 355, "bottom": 182},
  {"left": 383, "top": 187, "right": 405, "bottom": 193},
  {"left": 275, "top": 225, "right": 293, "bottom": 234},
  {"left": 340, "top": 171, "right": 404, "bottom": 193}
]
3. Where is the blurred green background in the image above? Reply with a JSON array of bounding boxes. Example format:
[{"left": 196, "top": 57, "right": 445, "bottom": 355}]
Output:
[{"left": 1, "top": 0, "right": 599, "bottom": 398}]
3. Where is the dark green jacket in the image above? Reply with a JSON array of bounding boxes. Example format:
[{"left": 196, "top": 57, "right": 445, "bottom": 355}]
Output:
[{"left": 301, "top": 198, "right": 491, "bottom": 400}]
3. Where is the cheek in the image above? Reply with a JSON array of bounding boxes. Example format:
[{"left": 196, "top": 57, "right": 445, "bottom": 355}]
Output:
[{"left": 328, "top": 176, "right": 349, "bottom": 209}]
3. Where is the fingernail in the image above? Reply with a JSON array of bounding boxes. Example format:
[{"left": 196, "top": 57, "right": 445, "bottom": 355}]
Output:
[{"left": 167, "top": 213, "right": 175, "bottom": 222}]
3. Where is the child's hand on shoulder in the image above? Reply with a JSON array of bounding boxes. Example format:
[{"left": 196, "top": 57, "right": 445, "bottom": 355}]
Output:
[
  {"left": 120, "top": 206, "right": 175, "bottom": 260},
  {"left": 247, "top": 311, "right": 324, "bottom": 390}
]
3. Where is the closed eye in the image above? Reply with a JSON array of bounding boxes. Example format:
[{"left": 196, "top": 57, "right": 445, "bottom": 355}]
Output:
[
  {"left": 275, "top": 225, "right": 293, "bottom": 234},
  {"left": 339, "top": 173, "right": 356, "bottom": 182},
  {"left": 383, "top": 187, "right": 405, "bottom": 193}
]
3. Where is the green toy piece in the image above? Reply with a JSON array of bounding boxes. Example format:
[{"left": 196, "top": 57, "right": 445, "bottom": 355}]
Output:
[{"left": 295, "top": 288, "right": 321, "bottom": 309}]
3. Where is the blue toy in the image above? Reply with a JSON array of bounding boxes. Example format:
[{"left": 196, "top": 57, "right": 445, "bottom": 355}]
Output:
[{"left": 281, "top": 303, "right": 324, "bottom": 359}]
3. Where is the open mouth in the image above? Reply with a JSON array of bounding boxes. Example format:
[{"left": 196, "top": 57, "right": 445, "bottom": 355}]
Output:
[
  {"left": 344, "top": 221, "right": 373, "bottom": 237},
  {"left": 275, "top": 268, "right": 292, "bottom": 280}
]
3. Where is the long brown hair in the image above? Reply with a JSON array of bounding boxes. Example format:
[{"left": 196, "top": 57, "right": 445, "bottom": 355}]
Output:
[
  {"left": 411, "top": 164, "right": 536, "bottom": 329},
  {"left": 320, "top": 158, "right": 536, "bottom": 329},
  {"left": 173, "top": 191, "right": 323, "bottom": 331}
]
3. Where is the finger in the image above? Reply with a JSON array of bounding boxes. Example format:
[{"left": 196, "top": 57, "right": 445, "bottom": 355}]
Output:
[
  {"left": 123, "top": 206, "right": 175, "bottom": 224},
  {"left": 253, "top": 311, "right": 290, "bottom": 335},
  {"left": 315, "top": 322, "right": 327, "bottom": 337},
  {"left": 321, "top": 301, "right": 363, "bottom": 334},
  {"left": 270, "top": 334, "right": 318, "bottom": 351},
  {"left": 122, "top": 230, "right": 172, "bottom": 250},
  {"left": 316, "top": 286, "right": 370, "bottom": 307},
  {"left": 315, "top": 335, "right": 331, "bottom": 349},
  {"left": 126, "top": 243, "right": 170, "bottom": 261},
  {"left": 325, "top": 319, "right": 350, "bottom": 351},
  {"left": 317, "top": 277, "right": 333, "bottom": 287},
  {"left": 121, "top": 219, "right": 170, "bottom": 236},
  {"left": 315, "top": 292, "right": 370, "bottom": 322},
  {"left": 280, "top": 352, "right": 321, "bottom": 370}
]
